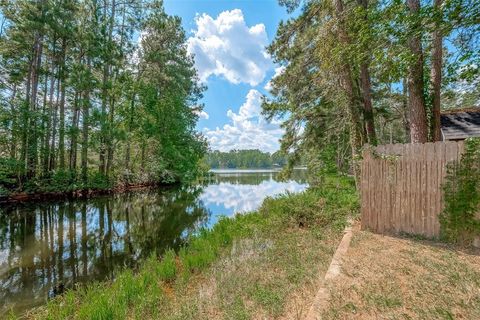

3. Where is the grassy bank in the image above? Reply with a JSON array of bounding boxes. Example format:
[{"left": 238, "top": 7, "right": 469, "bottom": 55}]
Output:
[{"left": 17, "top": 175, "right": 358, "bottom": 320}]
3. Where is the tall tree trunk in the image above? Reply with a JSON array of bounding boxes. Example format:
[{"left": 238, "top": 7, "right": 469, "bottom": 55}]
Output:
[
  {"left": 69, "top": 91, "right": 80, "bottom": 172},
  {"left": 22, "top": 52, "right": 34, "bottom": 178},
  {"left": 44, "top": 64, "right": 57, "bottom": 173},
  {"left": 99, "top": 63, "right": 108, "bottom": 174},
  {"left": 430, "top": 0, "right": 443, "bottom": 141},
  {"left": 125, "top": 94, "right": 135, "bottom": 174},
  {"left": 106, "top": 97, "right": 115, "bottom": 177},
  {"left": 360, "top": 63, "right": 377, "bottom": 145},
  {"left": 333, "top": 0, "right": 364, "bottom": 185},
  {"left": 81, "top": 87, "right": 90, "bottom": 185},
  {"left": 356, "top": 0, "right": 377, "bottom": 145},
  {"left": 402, "top": 78, "right": 411, "bottom": 143},
  {"left": 43, "top": 38, "right": 57, "bottom": 173},
  {"left": 49, "top": 76, "right": 60, "bottom": 171},
  {"left": 9, "top": 83, "right": 18, "bottom": 159},
  {"left": 40, "top": 65, "right": 49, "bottom": 174},
  {"left": 99, "top": 0, "right": 116, "bottom": 175},
  {"left": 58, "top": 39, "right": 67, "bottom": 170},
  {"left": 406, "top": 0, "right": 428, "bottom": 143},
  {"left": 27, "top": 31, "right": 44, "bottom": 178}
]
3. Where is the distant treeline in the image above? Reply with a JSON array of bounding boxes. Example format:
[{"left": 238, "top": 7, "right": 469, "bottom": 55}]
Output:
[{"left": 206, "top": 150, "right": 287, "bottom": 169}]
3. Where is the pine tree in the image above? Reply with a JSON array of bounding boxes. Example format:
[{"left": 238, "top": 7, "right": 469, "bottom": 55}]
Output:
[{"left": 0, "top": 0, "right": 206, "bottom": 193}]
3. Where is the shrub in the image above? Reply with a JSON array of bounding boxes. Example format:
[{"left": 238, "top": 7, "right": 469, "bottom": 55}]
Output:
[
  {"left": 0, "top": 185, "right": 9, "bottom": 197},
  {"left": 0, "top": 158, "right": 20, "bottom": 191},
  {"left": 86, "top": 171, "right": 112, "bottom": 190},
  {"left": 261, "top": 191, "right": 325, "bottom": 228},
  {"left": 259, "top": 175, "right": 358, "bottom": 229},
  {"left": 440, "top": 138, "right": 480, "bottom": 244},
  {"left": 44, "top": 170, "right": 77, "bottom": 192}
]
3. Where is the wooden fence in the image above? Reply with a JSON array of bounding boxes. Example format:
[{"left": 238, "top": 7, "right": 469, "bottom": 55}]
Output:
[{"left": 360, "top": 141, "right": 465, "bottom": 237}]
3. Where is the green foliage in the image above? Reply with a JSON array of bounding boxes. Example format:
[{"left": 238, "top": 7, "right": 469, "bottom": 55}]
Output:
[
  {"left": 440, "top": 138, "right": 480, "bottom": 244},
  {"left": 206, "top": 149, "right": 288, "bottom": 169},
  {"left": 155, "top": 249, "right": 177, "bottom": 282},
  {"left": 41, "top": 170, "right": 77, "bottom": 193},
  {"left": 263, "top": 0, "right": 480, "bottom": 177},
  {"left": 14, "top": 170, "right": 113, "bottom": 194},
  {"left": 85, "top": 172, "right": 113, "bottom": 191},
  {"left": 179, "top": 237, "right": 217, "bottom": 274},
  {"left": 25, "top": 175, "right": 357, "bottom": 319},
  {"left": 261, "top": 191, "right": 325, "bottom": 228},
  {"left": 0, "top": 185, "right": 9, "bottom": 197},
  {"left": 0, "top": 0, "right": 206, "bottom": 196},
  {"left": 260, "top": 175, "right": 358, "bottom": 229},
  {"left": 135, "top": 7, "right": 208, "bottom": 184},
  {"left": 77, "top": 288, "right": 116, "bottom": 320},
  {"left": 0, "top": 158, "right": 19, "bottom": 190}
]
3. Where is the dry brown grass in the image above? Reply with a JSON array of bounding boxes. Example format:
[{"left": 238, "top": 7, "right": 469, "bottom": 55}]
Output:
[{"left": 323, "top": 231, "right": 480, "bottom": 320}]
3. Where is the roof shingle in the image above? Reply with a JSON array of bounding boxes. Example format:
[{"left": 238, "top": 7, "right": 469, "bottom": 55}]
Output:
[{"left": 441, "top": 109, "right": 480, "bottom": 140}]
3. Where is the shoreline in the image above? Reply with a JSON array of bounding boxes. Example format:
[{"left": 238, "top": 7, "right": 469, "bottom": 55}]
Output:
[
  {"left": 19, "top": 175, "right": 357, "bottom": 320},
  {"left": 0, "top": 181, "right": 180, "bottom": 205}
]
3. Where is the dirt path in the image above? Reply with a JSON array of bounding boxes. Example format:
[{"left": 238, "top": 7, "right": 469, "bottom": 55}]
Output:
[{"left": 304, "top": 220, "right": 356, "bottom": 320}]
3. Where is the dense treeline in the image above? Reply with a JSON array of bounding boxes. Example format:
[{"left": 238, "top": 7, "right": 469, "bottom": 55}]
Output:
[
  {"left": 206, "top": 150, "right": 288, "bottom": 169},
  {"left": 0, "top": 0, "right": 206, "bottom": 195},
  {"left": 264, "top": 0, "right": 479, "bottom": 181}
]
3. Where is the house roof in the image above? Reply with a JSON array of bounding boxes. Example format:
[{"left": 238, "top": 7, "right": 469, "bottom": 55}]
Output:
[{"left": 441, "top": 108, "right": 480, "bottom": 140}]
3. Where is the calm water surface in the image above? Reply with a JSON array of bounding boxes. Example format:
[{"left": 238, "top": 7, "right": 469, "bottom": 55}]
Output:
[{"left": 0, "top": 170, "right": 307, "bottom": 316}]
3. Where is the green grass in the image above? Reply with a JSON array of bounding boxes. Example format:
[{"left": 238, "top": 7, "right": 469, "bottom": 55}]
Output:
[
  {"left": 156, "top": 249, "right": 177, "bottom": 282},
  {"left": 25, "top": 175, "right": 358, "bottom": 320}
]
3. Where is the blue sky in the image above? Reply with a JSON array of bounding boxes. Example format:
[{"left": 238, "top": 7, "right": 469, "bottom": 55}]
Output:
[{"left": 163, "top": 0, "right": 294, "bottom": 153}]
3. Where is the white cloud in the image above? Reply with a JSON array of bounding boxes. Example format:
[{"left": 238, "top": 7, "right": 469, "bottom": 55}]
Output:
[
  {"left": 200, "top": 180, "right": 307, "bottom": 214},
  {"left": 204, "top": 89, "right": 284, "bottom": 152},
  {"left": 187, "top": 9, "right": 272, "bottom": 86},
  {"left": 264, "top": 66, "right": 286, "bottom": 91},
  {"left": 197, "top": 110, "right": 210, "bottom": 120}
]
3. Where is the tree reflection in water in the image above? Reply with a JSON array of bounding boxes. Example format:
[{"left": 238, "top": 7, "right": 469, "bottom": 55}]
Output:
[
  {"left": 0, "top": 186, "right": 210, "bottom": 316},
  {"left": 206, "top": 169, "right": 308, "bottom": 185},
  {"left": 0, "top": 170, "right": 307, "bottom": 316}
]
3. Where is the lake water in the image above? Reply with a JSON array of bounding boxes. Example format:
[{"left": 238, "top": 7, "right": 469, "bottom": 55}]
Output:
[{"left": 0, "top": 169, "right": 307, "bottom": 316}]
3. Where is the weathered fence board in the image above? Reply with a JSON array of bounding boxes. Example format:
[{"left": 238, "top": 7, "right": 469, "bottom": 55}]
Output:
[{"left": 361, "top": 141, "right": 465, "bottom": 237}]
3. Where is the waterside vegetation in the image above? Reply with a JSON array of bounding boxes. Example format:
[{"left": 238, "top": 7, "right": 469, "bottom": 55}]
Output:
[
  {"left": 17, "top": 175, "right": 358, "bottom": 319},
  {"left": 0, "top": 1, "right": 206, "bottom": 198}
]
